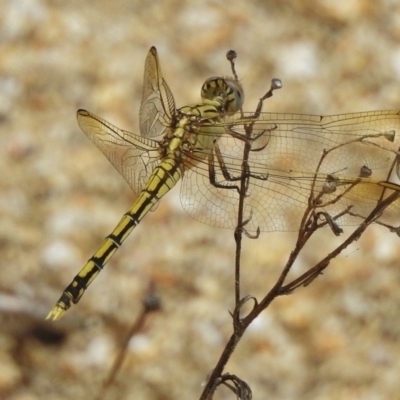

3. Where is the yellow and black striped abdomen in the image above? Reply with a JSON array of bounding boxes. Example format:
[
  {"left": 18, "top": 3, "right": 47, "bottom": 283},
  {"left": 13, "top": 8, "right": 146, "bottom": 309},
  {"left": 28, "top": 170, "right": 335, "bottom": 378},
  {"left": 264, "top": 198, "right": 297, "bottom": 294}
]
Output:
[{"left": 46, "top": 157, "right": 182, "bottom": 320}]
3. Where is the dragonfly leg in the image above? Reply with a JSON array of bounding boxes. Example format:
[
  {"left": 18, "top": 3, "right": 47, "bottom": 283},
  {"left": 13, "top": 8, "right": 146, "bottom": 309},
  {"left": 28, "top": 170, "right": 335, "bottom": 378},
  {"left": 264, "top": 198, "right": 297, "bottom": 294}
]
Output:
[{"left": 208, "top": 145, "right": 242, "bottom": 191}]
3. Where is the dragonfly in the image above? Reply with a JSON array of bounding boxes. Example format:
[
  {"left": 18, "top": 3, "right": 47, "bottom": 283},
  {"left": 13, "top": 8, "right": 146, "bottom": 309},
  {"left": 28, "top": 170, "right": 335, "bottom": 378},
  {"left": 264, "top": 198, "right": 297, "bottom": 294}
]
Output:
[{"left": 47, "top": 46, "right": 400, "bottom": 320}]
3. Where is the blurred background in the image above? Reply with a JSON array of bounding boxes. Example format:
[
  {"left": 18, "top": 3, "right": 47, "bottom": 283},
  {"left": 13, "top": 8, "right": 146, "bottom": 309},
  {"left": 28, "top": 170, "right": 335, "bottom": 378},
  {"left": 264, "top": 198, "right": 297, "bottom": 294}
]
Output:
[{"left": 1, "top": 0, "right": 400, "bottom": 399}]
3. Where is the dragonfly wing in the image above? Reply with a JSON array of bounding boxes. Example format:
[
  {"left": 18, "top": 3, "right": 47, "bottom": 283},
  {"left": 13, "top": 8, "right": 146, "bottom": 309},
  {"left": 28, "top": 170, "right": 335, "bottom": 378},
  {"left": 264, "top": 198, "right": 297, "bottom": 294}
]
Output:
[
  {"left": 180, "top": 131, "right": 309, "bottom": 233},
  {"left": 228, "top": 110, "right": 400, "bottom": 175},
  {"left": 181, "top": 110, "right": 400, "bottom": 232},
  {"left": 139, "top": 47, "right": 176, "bottom": 138},
  {"left": 180, "top": 147, "right": 251, "bottom": 231},
  {"left": 77, "top": 109, "right": 161, "bottom": 196}
]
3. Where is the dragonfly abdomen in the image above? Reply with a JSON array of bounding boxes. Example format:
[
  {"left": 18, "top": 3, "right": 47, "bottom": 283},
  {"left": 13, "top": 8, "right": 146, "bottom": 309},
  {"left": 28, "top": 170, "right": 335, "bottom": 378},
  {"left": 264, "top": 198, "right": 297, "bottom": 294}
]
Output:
[{"left": 47, "top": 157, "right": 182, "bottom": 320}]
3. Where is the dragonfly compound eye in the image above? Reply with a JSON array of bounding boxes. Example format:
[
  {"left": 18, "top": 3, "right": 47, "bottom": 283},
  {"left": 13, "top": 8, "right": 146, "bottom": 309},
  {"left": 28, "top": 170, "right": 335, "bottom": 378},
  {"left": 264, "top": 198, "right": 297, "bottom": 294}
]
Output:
[
  {"left": 223, "top": 78, "right": 244, "bottom": 114},
  {"left": 201, "top": 77, "right": 244, "bottom": 115}
]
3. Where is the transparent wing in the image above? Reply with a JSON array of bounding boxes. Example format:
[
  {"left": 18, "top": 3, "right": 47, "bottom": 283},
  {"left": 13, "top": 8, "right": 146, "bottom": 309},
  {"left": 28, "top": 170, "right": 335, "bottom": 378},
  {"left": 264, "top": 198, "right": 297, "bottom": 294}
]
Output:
[
  {"left": 139, "top": 46, "right": 176, "bottom": 138},
  {"left": 77, "top": 109, "right": 161, "bottom": 197},
  {"left": 180, "top": 110, "right": 400, "bottom": 232}
]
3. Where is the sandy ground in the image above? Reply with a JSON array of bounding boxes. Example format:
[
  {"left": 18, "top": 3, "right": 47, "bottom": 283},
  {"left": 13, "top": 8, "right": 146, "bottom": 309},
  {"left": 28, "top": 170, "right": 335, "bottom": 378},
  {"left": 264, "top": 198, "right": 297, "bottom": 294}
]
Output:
[{"left": 1, "top": 1, "right": 400, "bottom": 399}]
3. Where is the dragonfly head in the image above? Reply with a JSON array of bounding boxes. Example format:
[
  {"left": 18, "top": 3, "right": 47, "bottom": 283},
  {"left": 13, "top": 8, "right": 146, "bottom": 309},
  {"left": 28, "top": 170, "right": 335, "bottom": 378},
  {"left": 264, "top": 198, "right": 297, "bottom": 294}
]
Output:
[{"left": 201, "top": 77, "right": 244, "bottom": 115}]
